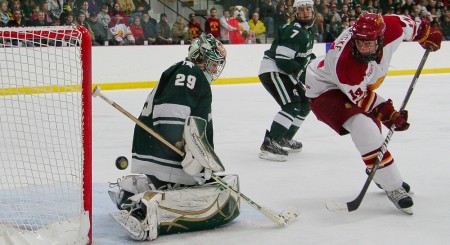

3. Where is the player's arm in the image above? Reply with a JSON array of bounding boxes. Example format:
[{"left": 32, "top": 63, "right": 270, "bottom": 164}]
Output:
[{"left": 385, "top": 15, "right": 442, "bottom": 51}]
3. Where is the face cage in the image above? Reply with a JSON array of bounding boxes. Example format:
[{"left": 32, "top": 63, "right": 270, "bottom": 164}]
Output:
[
  {"left": 205, "top": 51, "right": 226, "bottom": 81},
  {"left": 351, "top": 36, "right": 384, "bottom": 63}
]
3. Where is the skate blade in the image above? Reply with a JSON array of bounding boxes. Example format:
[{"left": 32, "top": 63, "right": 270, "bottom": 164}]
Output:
[
  {"left": 400, "top": 207, "right": 413, "bottom": 215},
  {"left": 282, "top": 147, "right": 302, "bottom": 153},
  {"left": 258, "top": 151, "right": 287, "bottom": 162}
]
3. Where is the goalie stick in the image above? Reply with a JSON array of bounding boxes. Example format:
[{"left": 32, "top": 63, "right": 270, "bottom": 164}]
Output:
[
  {"left": 326, "top": 49, "right": 431, "bottom": 213},
  {"left": 92, "top": 86, "right": 299, "bottom": 226}
]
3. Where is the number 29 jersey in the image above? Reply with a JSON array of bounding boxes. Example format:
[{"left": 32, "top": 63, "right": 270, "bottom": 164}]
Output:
[{"left": 131, "top": 60, "right": 213, "bottom": 185}]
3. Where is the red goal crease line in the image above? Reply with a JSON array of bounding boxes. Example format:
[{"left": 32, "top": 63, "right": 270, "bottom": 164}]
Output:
[{"left": 0, "top": 85, "right": 81, "bottom": 96}]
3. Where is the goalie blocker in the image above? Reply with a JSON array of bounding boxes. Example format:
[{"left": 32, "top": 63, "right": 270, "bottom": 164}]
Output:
[
  {"left": 182, "top": 116, "right": 225, "bottom": 180},
  {"left": 109, "top": 174, "right": 240, "bottom": 241}
]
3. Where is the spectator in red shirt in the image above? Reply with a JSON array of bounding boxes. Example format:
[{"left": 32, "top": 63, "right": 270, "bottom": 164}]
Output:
[
  {"left": 188, "top": 12, "right": 202, "bottom": 39},
  {"left": 205, "top": 7, "right": 220, "bottom": 39},
  {"left": 130, "top": 16, "right": 145, "bottom": 44}
]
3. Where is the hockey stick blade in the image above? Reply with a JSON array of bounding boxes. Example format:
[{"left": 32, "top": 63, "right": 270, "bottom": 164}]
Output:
[
  {"left": 325, "top": 200, "right": 350, "bottom": 213},
  {"left": 277, "top": 207, "right": 300, "bottom": 226}
]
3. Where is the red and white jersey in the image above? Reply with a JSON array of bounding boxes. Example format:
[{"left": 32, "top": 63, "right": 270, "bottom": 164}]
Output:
[{"left": 306, "top": 15, "right": 418, "bottom": 111}]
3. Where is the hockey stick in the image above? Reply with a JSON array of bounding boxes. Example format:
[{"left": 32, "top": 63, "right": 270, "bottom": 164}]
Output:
[
  {"left": 326, "top": 49, "right": 431, "bottom": 213},
  {"left": 92, "top": 86, "right": 299, "bottom": 226}
]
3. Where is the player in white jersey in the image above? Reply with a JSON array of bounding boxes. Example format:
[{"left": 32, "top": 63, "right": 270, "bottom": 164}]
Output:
[{"left": 305, "top": 12, "right": 442, "bottom": 214}]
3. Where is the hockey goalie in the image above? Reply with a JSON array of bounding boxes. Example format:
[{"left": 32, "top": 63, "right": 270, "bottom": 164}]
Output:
[{"left": 108, "top": 34, "right": 240, "bottom": 241}]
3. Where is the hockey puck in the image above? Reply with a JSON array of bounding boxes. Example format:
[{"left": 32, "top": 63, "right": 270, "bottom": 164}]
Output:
[{"left": 115, "top": 156, "right": 129, "bottom": 170}]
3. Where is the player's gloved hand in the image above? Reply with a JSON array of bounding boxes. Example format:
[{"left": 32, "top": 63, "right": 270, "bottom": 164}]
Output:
[
  {"left": 415, "top": 18, "right": 443, "bottom": 52},
  {"left": 181, "top": 150, "right": 213, "bottom": 180},
  {"left": 373, "top": 99, "right": 410, "bottom": 131},
  {"left": 181, "top": 150, "right": 203, "bottom": 176}
]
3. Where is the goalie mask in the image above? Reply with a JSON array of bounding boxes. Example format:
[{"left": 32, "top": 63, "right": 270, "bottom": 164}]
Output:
[
  {"left": 293, "top": 0, "right": 315, "bottom": 27},
  {"left": 188, "top": 33, "right": 226, "bottom": 83},
  {"left": 351, "top": 12, "right": 386, "bottom": 63}
]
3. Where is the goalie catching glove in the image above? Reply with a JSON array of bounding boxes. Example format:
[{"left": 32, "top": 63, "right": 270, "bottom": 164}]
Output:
[
  {"left": 181, "top": 116, "right": 225, "bottom": 180},
  {"left": 372, "top": 99, "right": 409, "bottom": 131}
]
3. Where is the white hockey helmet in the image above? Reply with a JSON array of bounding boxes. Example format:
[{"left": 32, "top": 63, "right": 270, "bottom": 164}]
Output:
[
  {"left": 187, "top": 33, "right": 226, "bottom": 83},
  {"left": 293, "top": 0, "right": 315, "bottom": 26},
  {"left": 293, "top": 0, "right": 314, "bottom": 8}
]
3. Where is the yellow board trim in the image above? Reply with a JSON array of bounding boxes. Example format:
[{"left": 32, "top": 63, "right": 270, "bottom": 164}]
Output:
[{"left": 1, "top": 68, "right": 449, "bottom": 95}]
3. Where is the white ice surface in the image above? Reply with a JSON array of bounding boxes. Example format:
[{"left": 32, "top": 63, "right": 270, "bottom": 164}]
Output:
[{"left": 92, "top": 74, "right": 450, "bottom": 245}]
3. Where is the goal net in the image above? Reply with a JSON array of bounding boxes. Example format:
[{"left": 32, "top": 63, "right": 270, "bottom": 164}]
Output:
[{"left": 0, "top": 26, "right": 92, "bottom": 244}]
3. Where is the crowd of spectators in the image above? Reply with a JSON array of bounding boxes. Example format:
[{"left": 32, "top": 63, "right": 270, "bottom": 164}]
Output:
[
  {"left": 252, "top": 0, "right": 450, "bottom": 42},
  {"left": 0, "top": 0, "right": 449, "bottom": 46}
]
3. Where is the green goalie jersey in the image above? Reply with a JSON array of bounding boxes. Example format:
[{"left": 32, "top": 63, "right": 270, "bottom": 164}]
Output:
[
  {"left": 259, "top": 19, "right": 315, "bottom": 80},
  {"left": 131, "top": 60, "right": 213, "bottom": 185}
]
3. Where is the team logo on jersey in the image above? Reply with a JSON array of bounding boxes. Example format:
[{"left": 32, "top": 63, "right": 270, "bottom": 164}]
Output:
[
  {"left": 345, "top": 103, "right": 352, "bottom": 109},
  {"left": 293, "top": 88, "right": 299, "bottom": 96}
]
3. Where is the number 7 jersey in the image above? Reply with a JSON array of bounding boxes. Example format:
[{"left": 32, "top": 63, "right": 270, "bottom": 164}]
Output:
[{"left": 305, "top": 15, "right": 418, "bottom": 111}]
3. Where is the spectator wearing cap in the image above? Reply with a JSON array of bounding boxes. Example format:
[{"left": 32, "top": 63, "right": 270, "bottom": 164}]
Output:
[
  {"left": 141, "top": 12, "right": 157, "bottom": 44},
  {"left": 156, "top": 13, "right": 172, "bottom": 44},
  {"left": 188, "top": 12, "right": 202, "bottom": 39},
  {"left": 88, "top": 12, "right": 109, "bottom": 46},
  {"left": 329, "top": 3, "right": 342, "bottom": 22}
]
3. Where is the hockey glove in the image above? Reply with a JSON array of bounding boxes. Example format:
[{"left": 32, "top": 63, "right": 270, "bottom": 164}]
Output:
[
  {"left": 415, "top": 18, "right": 443, "bottom": 52},
  {"left": 372, "top": 99, "right": 410, "bottom": 131},
  {"left": 181, "top": 150, "right": 213, "bottom": 180},
  {"left": 181, "top": 150, "right": 204, "bottom": 176}
]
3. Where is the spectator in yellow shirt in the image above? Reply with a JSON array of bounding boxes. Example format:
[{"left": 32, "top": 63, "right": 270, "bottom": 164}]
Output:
[{"left": 248, "top": 12, "right": 266, "bottom": 43}]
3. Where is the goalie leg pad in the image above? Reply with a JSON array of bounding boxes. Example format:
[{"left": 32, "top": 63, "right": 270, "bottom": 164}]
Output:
[
  {"left": 112, "top": 175, "right": 240, "bottom": 241},
  {"left": 158, "top": 174, "right": 240, "bottom": 235},
  {"left": 184, "top": 116, "right": 225, "bottom": 173}
]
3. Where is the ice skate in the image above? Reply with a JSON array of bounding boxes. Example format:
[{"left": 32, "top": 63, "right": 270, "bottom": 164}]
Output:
[
  {"left": 385, "top": 186, "right": 414, "bottom": 215},
  {"left": 278, "top": 138, "right": 303, "bottom": 152},
  {"left": 258, "top": 131, "right": 288, "bottom": 162},
  {"left": 365, "top": 169, "right": 412, "bottom": 193}
]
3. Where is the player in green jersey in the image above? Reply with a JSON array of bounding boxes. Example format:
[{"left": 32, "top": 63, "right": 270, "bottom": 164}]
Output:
[
  {"left": 258, "top": 0, "right": 317, "bottom": 162},
  {"left": 108, "top": 34, "right": 241, "bottom": 242}
]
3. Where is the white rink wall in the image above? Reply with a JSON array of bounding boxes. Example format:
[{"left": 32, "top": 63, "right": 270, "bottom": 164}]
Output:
[{"left": 92, "top": 41, "right": 450, "bottom": 86}]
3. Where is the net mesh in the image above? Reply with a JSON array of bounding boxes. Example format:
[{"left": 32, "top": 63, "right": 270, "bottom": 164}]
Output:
[{"left": 0, "top": 26, "right": 85, "bottom": 233}]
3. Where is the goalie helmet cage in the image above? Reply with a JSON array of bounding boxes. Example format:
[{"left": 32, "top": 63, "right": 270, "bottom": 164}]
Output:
[{"left": 0, "top": 26, "right": 92, "bottom": 244}]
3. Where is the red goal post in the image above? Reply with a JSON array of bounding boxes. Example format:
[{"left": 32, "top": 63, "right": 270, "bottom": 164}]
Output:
[{"left": 0, "top": 26, "right": 92, "bottom": 244}]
